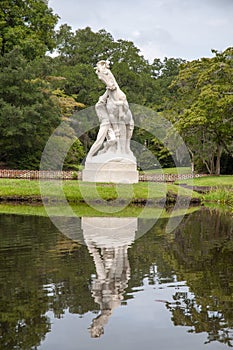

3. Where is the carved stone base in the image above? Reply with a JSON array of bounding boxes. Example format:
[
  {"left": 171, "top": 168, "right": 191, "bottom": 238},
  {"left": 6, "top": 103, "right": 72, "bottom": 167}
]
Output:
[{"left": 82, "top": 157, "right": 139, "bottom": 183}]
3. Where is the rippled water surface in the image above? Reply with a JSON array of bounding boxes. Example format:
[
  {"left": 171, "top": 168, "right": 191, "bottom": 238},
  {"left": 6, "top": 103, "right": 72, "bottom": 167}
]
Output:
[{"left": 0, "top": 207, "right": 232, "bottom": 349}]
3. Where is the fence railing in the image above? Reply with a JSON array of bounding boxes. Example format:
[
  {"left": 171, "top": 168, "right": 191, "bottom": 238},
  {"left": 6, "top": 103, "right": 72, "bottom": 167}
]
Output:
[
  {"left": 139, "top": 173, "right": 207, "bottom": 182},
  {"left": 0, "top": 170, "right": 207, "bottom": 182},
  {"left": 0, "top": 170, "right": 81, "bottom": 180}
]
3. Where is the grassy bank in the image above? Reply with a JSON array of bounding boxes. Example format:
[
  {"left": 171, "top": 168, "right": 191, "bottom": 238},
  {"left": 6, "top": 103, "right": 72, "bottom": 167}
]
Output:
[
  {"left": 1, "top": 176, "right": 232, "bottom": 205},
  {"left": 0, "top": 179, "right": 200, "bottom": 204},
  {"left": 176, "top": 175, "right": 233, "bottom": 205},
  {"left": 203, "top": 187, "right": 233, "bottom": 206}
]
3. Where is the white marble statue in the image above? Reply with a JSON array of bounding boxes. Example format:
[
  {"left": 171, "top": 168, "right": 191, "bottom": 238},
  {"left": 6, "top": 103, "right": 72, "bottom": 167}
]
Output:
[
  {"left": 86, "top": 60, "right": 135, "bottom": 161},
  {"left": 82, "top": 61, "right": 138, "bottom": 183}
]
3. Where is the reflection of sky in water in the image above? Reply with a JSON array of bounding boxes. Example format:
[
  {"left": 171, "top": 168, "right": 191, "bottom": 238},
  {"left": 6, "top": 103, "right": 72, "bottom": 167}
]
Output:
[{"left": 41, "top": 280, "right": 212, "bottom": 350}]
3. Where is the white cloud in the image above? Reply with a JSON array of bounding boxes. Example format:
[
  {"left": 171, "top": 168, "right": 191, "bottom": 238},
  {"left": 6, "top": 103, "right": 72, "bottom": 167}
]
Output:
[{"left": 49, "top": 0, "right": 233, "bottom": 61}]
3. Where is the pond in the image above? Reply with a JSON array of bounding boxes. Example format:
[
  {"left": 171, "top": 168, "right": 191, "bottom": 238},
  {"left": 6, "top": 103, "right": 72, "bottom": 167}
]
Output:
[{"left": 0, "top": 206, "right": 232, "bottom": 349}]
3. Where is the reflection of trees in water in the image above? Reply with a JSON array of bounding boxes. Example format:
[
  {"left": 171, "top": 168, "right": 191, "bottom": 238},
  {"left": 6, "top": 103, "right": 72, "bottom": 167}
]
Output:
[
  {"left": 163, "top": 208, "right": 233, "bottom": 347},
  {"left": 0, "top": 216, "right": 52, "bottom": 349},
  {"left": 0, "top": 215, "right": 95, "bottom": 349},
  {"left": 166, "top": 291, "right": 233, "bottom": 347},
  {"left": 128, "top": 208, "right": 233, "bottom": 347},
  {"left": 0, "top": 208, "right": 232, "bottom": 348}
]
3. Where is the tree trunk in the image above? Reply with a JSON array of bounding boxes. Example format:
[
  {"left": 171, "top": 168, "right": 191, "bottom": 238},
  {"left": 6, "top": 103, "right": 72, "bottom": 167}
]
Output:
[
  {"left": 210, "top": 156, "right": 215, "bottom": 175},
  {"left": 215, "top": 145, "right": 223, "bottom": 176},
  {"left": 203, "top": 159, "right": 211, "bottom": 174},
  {"left": 188, "top": 148, "right": 194, "bottom": 176}
]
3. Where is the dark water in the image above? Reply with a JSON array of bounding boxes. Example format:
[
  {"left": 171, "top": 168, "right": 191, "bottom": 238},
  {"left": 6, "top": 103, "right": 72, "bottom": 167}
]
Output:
[{"left": 0, "top": 208, "right": 232, "bottom": 350}]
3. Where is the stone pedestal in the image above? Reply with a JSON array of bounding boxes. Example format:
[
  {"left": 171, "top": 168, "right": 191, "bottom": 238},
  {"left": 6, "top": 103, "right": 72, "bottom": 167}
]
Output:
[{"left": 82, "top": 155, "right": 138, "bottom": 183}]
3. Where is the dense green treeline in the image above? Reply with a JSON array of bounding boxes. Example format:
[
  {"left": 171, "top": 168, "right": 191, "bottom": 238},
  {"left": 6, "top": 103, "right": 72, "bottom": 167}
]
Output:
[{"left": 0, "top": 0, "right": 232, "bottom": 172}]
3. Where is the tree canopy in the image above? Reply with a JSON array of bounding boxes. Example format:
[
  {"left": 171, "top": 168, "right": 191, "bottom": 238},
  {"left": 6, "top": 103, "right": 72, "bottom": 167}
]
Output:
[
  {"left": 0, "top": 0, "right": 58, "bottom": 59},
  {"left": 170, "top": 49, "right": 233, "bottom": 174}
]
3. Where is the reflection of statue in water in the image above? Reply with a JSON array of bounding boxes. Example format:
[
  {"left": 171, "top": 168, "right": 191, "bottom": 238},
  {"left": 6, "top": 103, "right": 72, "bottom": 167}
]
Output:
[
  {"left": 82, "top": 61, "right": 138, "bottom": 183},
  {"left": 87, "top": 244, "right": 130, "bottom": 337},
  {"left": 86, "top": 60, "right": 135, "bottom": 160},
  {"left": 82, "top": 217, "right": 137, "bottom": 338}
]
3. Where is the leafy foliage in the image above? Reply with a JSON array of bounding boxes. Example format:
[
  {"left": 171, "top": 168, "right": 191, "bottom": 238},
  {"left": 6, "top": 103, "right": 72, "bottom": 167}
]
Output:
[
  {"left": 0, "top": 52, "right": 61, "bottom": 169},
  {"left": 171, "top": 49, "right": 233, "bottom": 174},
  {"left": 0, "top": 0, "right": 58, "bottom": 59}
]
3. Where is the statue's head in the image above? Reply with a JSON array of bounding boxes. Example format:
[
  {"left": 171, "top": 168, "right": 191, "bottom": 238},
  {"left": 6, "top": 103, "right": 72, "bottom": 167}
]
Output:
[
  {"left": 95, "top": 60, "right": 117, "bottom": 90},
  {"left": 89, "top": 323, "right": 104, "bottom": 338},
  {"left": 89, "top": 309, "right": 112, "bottom": 338}
]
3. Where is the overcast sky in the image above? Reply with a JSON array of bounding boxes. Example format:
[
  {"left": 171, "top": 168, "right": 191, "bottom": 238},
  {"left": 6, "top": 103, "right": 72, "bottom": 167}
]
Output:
[{"left": 49, "top": 0, "right": 233, "bottom": 62}]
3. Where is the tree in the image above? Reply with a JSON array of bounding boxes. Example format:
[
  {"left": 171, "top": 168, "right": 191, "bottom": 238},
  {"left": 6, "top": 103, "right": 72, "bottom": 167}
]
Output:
[
  {"left": 111, "top": 39, "right": 150, "bottom": 73},
  {"left": 0, "top": 52, "right": 61, "bottom": 168},
  {"left": 55, "top": 26, "right": 114, "bottom": 66},
  {"left": 170, "top": 48, "right": 233, "bottom": 174},
  {"left": 52, "top": 62, "right": 103, "bottom": 106},
  {"left": 0, "top": 0, "right": 58, "bottom": 59},
  {"left": 150, "top": 57, "right": 185, "bottom": 111}
]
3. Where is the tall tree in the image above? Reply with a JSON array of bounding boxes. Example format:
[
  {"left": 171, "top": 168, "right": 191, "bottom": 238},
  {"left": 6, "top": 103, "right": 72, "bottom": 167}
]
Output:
[
  {"left": 0, "top": 52, "right": 61, "bottom": 168},
  {"left": 56, "top": 26, "right": 114, "bottom": 66},
  {"left": 170, "top": 48, "right": 233, "bottom": 175},
  {"left": 0, "top": 0, "right": 58, "bottom": 59},
  {"left": 150, "top": 57, "right": 185, "bottom": 111}
]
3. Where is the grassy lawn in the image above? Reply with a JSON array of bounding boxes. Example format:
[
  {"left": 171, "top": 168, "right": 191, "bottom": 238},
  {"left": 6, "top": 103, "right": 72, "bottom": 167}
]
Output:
[
  {"left": 176, "top": 175, "right": 233, "bottom": 187},
  {"left": 0, "top": 179, "right": 199, "bottom": 202},
  {"left": 0, "top": 179, "right": 42, "bottom": 198},
  {"left": 175, "top": 175, "right": 233, "bottom": 205}
]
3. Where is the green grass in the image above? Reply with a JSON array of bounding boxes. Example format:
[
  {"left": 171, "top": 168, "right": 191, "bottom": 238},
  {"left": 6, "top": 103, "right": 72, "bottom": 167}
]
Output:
[
  {"left": 176, "top": 175, "right": 233, "bottom": 208},
  {"left": 175, "top": 175, "right": 233, "bottom": 205},
  {"left": 141, "top": 167, "right": 192, "bottom": 175},
  {"left": 203, "top": 187, "right": 233, "bottom": 206},
  {"left": 205, "top": 188, "right": 233, "bottom": 204},
  {"left": 0, "top": 179, "right": 200, "bottom": 203},
  {"left": 0, "top": 179, "right": 41, "bottom": 198},
  {"left": 176, "top": 175, "right": 233, "bottom": 187}
]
